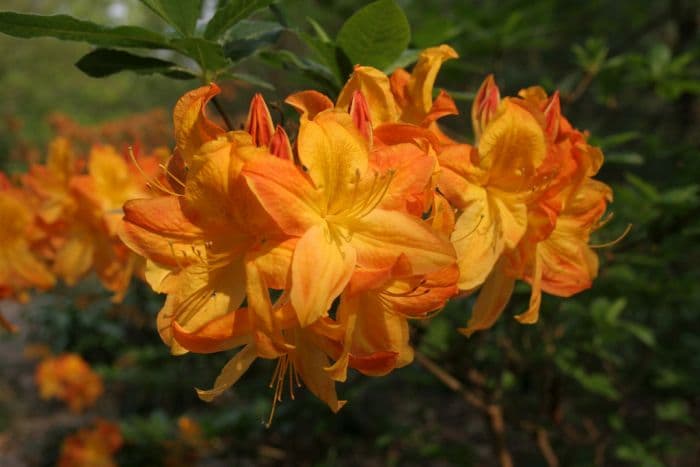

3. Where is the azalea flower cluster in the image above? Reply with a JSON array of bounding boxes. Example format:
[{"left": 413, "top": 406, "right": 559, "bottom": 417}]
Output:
[
  {"left": 118, "top": 45, "right": 612, "bottom": 416},
  {"left": 0, "top": 137, "right": 168, "bottom": 330}
]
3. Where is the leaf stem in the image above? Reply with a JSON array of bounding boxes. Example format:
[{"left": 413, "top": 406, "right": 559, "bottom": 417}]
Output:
[{"left": 212, "top": 95, "right": 233, "bottom": 131}]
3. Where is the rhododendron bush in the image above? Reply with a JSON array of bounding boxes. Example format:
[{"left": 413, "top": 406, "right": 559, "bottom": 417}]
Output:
[{"left": 1, "top": 0, "right": 697, "bottom": 466}]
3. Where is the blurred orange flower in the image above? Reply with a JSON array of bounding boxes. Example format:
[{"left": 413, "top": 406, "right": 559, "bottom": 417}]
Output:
[
  {"left": 58, "top": 419, "right": 123, "bottom": 467},
  {"left": 35, "top": 353, "right": 103, "bottom": 412}
]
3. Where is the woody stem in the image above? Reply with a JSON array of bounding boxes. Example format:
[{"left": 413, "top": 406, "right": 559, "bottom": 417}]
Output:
[{"left": 414, "top": 351, "right": 514, "bottom": 467}]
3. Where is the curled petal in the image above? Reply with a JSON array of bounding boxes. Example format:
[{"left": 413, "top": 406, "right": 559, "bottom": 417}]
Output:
[
  {"left": 172, "top": 308, "right": 252, "bottom": 353},
  {"left": 173, "top": 84, "right": 225, "bottom": 164},
  {"left": 285, "top": 90, "right": 333, "bottom": 118},
  {"left": 196, "top": 344, "right": 257, "bottom": 401},
  {"left": 337, "top": 66, "right": 400, "bottom": 125},
  {"left": 400, "top": 45, "right": 458, "bottom": 124},
  {"left": 424, "top": 90, "right": 458, "bottom": 127}
]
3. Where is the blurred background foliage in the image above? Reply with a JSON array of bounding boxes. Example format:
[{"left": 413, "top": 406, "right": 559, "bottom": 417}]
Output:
[{"left": 0, "top": 0, "right": 699, "bottom": 466}]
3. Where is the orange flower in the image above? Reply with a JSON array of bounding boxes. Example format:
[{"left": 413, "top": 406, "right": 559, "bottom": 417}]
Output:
[
  {"left": 35, "top": 353, "right": 103, "bottom": 412},
  {"left": 120, "top": 88, "right": 293, "bottom": 358},
  {"left": 172, "top": 302, "right": 347, "bottom": 416},
  {"left": 504, "top": 87, "right": 611, "bottom": 323},
  {"left": 438, "top": 100, "right": 546, "bottom": 293},
  {"left": 65, "top": 144, "right": 160, "bottom": 299},
  {"left": 0, "top": 174, "right": 55, "bottom": 331},
  {"left": 242, "top": 108, "right": 455, "bottom": 327},
  {"left": 336, "top": 45, "right": 459, "bottom": 143},
  {"left": 119, "top": 84, "right": 459, "bottom": 417},
  {"left": 21, "top": 137, "right": 163, "bottom": 300},
  {"left": 439, "top": 76, "right": 611, "bottom": 334},
  {"left": 58, "top": 419, "right": 122, "bottom": 467}
]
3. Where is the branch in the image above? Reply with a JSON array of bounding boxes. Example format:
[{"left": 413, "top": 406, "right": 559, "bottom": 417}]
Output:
[{"left": 414, "top": 351, "right": 513, "bottom": 467}]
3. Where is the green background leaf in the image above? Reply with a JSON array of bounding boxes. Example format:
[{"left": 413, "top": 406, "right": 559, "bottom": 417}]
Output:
[
  {"left": 0, "top": 12, "right": 171, "bottom": 49},
  {"left": 171, "top": 37, "right": 229, "bottom": 75},
  {"left": 75, "top": 48, "right": 194, "bottom": 79},
  {"left": 204, "top": 0, "right": 274, "bottom": 40},
  {"left": 336, "top": 0, "right": 410, "bottom": 70},
  {"left": 140, "top": 0, "right": 203, "bottom": 37}
]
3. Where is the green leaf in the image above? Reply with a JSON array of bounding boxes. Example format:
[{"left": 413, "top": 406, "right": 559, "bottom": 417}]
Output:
[
  {"left": 0, "top": 12, "right": 171, "bottom": 49},
  {"left": 204, "top": 0, "right": 274, "bottom": 40},
  {"left": 298, "top": 32, "right": 348, "bottom": 86},
  {"left": 658, "top": 185, "right": 699, "bottom": 206},
  {"left": 382, "top": 48, "right": 420, "bottom": 74},
  {"left": 171, "top": 37, "right": 229, "bottom": 74},
  {"left": 591, "top": 297, "right": 627, "bottom": 324},
  {"left": 259, "top": 49, "right": 338, "bottom": 93},
  {"left": 223, "top": 71, "right": 275, "bottom": 90},
  {"left": 336, "top": 0, "right": 410, "bottom": 70},
  {"left": 140, "top": 0, "right": 203, "bottom": 37},
  {"left": 75, "top": 48, "right": 195, "bottom": 79},
  {"left": 306, "top": 17, "right": 331, "bottom": 43},
  {"left": 620, "top": 322, "right": 656, "bottom": 347},
  {"left": 222, "top": 19, "right": 283, "bottom": 62},
  {"left": 625, "top": 173, "right": 659, "bottom": 201},
  {"left": 605, "top": 152, "right": 645, "bottom": 165}
]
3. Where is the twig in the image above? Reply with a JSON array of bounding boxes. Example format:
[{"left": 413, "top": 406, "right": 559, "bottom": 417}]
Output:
[
  {"left": 561, "top": 71, "right": 595, "bottom": 105},
  {"left": 414, "top": 351, "right": 513, "bottom": 467},
  {"left": 536, "top": 427, "right": 559, "bottom": 467},
  {"left": 211, "top": 96, "right": 233, "bottom": 131},
  {"left": 0, "top": 307, "right": 18, "bottom": 333}
]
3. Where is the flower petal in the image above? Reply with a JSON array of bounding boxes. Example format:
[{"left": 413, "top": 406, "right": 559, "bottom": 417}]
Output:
[
  {"left": 243, "top": 156, "right": 322, "bottom": 236},
  {"left": 120, "top": 196, "right": 203, "bottom": 269},
  {"left": 478, "top": 100, "right": 546, "bottom": 191},
  {"left": 293, "top": 329, "right": 347, "bottom": 413},
  {"left": 349, "top": 209, "right": 455, "bottom": 274},
  {"left": 172, "top": 308, "right": 252, "bottom": 353},
  {"left": 196, "top": 344, "right": 257, "bottom": 402},
  {"left": 291, "top": 224, "right": 356, "bottom": 327},
  {"left": 459, "top": 259, "right": 515, "bottom": 336},
  {"left": 285, "top": 90, "right": 334, "bottom": 118},
  {"left": 297, "top": 111, "right": 369, "bottom": 212},
  {"left": 337, "top": 66, "right": 400, "bottom": 125},
  {"left": 173, "top": 84, "right": 225, "bottom": 164}
]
